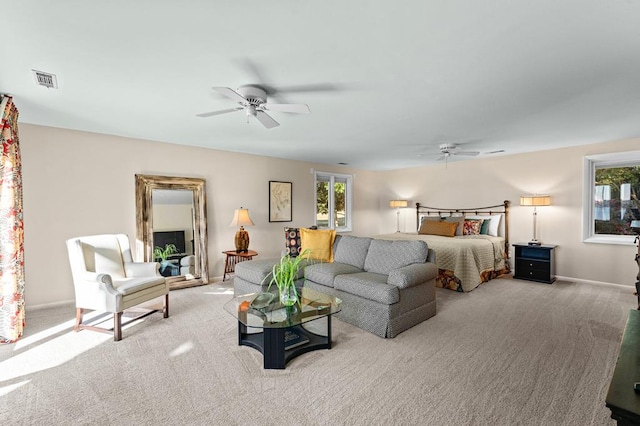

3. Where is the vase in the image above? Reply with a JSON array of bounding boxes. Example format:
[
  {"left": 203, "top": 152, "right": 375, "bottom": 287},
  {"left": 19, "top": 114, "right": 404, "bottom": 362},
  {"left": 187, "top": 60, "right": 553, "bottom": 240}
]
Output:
[{"left": 279, "top": 285, "right": 298, "bottom": 307}]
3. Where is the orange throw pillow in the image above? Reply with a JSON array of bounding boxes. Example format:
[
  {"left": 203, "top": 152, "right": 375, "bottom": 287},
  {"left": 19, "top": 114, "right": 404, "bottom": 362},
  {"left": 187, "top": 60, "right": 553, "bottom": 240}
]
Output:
[
  {"left": 300, "top": 228, "right": 337, "bottom": 262},
  {"left": 418, "top": 220, "right": 457, "bottom": 237}
]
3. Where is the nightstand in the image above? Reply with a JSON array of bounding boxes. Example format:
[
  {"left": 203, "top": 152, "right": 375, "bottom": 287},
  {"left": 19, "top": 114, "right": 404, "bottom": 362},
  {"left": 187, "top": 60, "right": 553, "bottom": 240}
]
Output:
[{"left": 513, "top": 243, "right": 556, "bottom": 284}]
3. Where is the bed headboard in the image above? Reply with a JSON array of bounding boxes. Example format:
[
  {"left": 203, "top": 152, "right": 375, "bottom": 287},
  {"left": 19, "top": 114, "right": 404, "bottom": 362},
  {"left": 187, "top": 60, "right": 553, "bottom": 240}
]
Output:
[{"left": 416, "top": 200, "right": 510, "bottom": 255}]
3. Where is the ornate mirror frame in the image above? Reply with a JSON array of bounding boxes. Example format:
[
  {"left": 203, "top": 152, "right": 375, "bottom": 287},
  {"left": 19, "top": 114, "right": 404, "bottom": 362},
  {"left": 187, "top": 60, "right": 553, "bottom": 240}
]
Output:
[{"left": 135, "top": 174, "right": 209, "bottom": 286}]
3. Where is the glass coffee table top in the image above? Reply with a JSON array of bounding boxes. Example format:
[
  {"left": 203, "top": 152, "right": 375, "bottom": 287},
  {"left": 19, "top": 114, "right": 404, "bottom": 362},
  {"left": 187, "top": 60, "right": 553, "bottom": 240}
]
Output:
[{"left": 224, "top": 286, "right": 341, "bottom": 329}]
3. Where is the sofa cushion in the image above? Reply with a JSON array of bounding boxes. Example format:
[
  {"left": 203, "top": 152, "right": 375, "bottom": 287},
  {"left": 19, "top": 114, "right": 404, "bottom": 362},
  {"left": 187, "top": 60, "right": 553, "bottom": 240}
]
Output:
[
  {"left": 334, "top": 272, "right": 400, "bottom": 304},
  {"left": 364, "top": 239, "right": 429, "bottom": 275},
  {"left": 333, "top": 236, "right": 372, "bottom": 269},
  {"left": 300, "top": 228, "right": 336, "bottom": 262},
  {"left": 304, "top": 262, "right": 362, "bottom": 288}
]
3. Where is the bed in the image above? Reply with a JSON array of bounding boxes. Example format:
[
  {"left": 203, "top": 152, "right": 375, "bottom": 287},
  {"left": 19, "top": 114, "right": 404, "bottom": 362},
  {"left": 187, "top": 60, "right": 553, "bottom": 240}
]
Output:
[{"left": 375, "top": 201, "right": 510, "bottom": 292}]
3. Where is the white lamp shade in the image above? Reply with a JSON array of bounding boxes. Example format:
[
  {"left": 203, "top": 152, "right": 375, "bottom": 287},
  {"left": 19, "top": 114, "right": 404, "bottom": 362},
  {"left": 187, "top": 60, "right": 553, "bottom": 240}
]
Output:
[
  {"left": 520, "top": 195, "right": 551, "bottom": 206},
  {"left": 390, "top": 200, "right": 409, "bottom": 208},
  {"left": 230, "top": 208, "right": 254, "bottom": 227}
]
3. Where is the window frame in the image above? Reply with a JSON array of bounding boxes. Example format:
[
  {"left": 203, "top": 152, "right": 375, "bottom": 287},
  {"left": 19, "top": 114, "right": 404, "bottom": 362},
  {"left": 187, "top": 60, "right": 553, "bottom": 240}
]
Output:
[
  {"left": 582, "top": 150, "right": 640, "bottom": 245},
  {"left": 314, "top": 170, "right": 353, "bottom": 232}
]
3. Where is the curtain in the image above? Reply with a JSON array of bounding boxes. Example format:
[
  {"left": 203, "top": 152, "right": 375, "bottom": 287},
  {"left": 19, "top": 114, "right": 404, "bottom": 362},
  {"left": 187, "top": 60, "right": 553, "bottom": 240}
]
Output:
[{"left": 0, "top": 95, "right": 25, "bottom": 343}]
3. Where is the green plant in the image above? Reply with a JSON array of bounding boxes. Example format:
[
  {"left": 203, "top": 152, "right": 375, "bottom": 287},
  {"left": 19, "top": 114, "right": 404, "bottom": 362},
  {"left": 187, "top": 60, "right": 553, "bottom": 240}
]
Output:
[
  {"left": 154, "top": 243, "right": 178, "bottom": 262},
  {"left": 265, "top": 249, "right": 311, "bottom": 305}
]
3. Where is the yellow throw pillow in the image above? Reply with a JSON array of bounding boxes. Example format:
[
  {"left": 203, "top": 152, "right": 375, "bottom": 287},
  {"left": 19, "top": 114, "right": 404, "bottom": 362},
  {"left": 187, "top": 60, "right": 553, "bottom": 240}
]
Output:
[
  {"left": 300, "top": 228, "right": 336, "bottom": 262},
  {"left": 418, "top": 220, "right": 457, "bottom": 237}
]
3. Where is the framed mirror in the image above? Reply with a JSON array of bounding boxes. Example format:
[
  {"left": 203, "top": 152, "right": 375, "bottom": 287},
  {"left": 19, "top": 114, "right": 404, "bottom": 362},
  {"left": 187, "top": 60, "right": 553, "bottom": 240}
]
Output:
[{"left": 135, "top": 174, "right": 208, "bottom": 288}]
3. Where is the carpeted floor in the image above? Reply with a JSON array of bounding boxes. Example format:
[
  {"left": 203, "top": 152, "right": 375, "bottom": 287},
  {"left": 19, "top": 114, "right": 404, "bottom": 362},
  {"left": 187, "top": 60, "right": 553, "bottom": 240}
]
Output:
[{"left": 0, "top": 276, "right": 634, "bottom": 425}]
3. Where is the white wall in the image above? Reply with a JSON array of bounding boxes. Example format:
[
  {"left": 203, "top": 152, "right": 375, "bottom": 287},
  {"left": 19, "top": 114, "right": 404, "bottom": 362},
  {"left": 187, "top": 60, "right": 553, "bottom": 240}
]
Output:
[
  {"left": 21, "top": 122, "right": 638, "bottom": 307},
  {"left": 377, "top": 137, "right": 640, "bottom": 288},
  {"left": 20, "top": 124, "right": 379, "bottom": 307}
]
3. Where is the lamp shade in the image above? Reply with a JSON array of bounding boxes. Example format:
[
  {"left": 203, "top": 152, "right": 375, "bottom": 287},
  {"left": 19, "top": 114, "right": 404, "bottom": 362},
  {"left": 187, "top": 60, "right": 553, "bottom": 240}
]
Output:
[
  {"left": 390, "top": 200, "right": 409, "bottom": 208},
  {"left": 230, "top": 208, "right": 255, "bottom": 227},
  {"left": 520, "top": 195, "right": 551, "bottom": 207}
]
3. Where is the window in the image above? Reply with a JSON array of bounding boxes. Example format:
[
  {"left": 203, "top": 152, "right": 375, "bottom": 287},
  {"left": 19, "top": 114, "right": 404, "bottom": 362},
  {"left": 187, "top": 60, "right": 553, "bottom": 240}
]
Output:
[
  {"left": 314, "top": 171, "right": 353, "bottom": 232},
  {"left": 583, "top": 151, "right": 640, "bottom": 244}
]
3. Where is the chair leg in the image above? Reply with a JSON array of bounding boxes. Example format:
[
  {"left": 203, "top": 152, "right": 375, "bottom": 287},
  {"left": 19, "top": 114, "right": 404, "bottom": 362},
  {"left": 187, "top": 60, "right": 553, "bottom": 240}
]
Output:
[
  {"left": 164, "top": 293, "right": 170, "bottom": 318},
  {"left": 74, "top": 308, "right": 83, "bottom": 332},
  {"left": 114, "top": 312, "right": 123, "bottom": 341}
]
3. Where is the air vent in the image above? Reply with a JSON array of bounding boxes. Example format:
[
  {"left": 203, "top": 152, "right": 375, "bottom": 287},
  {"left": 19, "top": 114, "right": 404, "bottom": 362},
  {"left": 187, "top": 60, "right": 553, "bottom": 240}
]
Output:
[{"left": 31, "top": 70, "right": 58, "bottom": 89}]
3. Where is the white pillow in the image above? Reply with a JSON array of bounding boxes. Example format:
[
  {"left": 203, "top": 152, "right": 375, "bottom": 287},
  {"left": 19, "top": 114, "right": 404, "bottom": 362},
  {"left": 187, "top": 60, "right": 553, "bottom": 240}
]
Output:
[{"left": 467, "top": 215, "right": 502, "bottom": 237}]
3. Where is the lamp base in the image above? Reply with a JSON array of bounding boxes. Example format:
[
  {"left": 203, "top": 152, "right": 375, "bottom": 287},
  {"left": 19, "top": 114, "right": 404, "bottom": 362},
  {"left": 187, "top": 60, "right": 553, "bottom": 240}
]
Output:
[
  {"left": 235, "top": 227, "right": 249, "bottom": 253},
  {"left": 528, "top": 241, "right": 542, "bottom": 246}
]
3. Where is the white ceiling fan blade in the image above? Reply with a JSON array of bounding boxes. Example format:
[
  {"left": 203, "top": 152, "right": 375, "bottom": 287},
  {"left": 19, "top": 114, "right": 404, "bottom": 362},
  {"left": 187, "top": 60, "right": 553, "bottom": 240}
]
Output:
[
  {"left": 262, "top": 103, "right": 310, "bottom": 114},
  {"left": 196, "top": 107, "right": 243, "bottom": 118},
  {"left": 212, "top": 87, "right": 247, "bottom": 104},
  {"left": 436, "top": 154, "right": 447, "bottom": 161},
  {"left": 454, "top": 151, "right": 480, "bottom": 156},
  {"left": 255, "top": 111, "right": 280, "bottom": 129}
]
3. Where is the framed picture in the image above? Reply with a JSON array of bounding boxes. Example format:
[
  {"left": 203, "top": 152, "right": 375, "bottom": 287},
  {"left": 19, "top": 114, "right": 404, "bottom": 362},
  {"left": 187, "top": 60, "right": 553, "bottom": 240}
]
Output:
[{"left": 269, "top": 181, "right": 292, "bottom": 222}]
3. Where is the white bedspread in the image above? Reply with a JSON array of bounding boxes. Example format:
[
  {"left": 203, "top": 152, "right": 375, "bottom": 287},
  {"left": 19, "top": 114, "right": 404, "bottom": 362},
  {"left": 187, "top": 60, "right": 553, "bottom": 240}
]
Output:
[{"left": 374, "top": 233, "right": 506, "bottom": 292}]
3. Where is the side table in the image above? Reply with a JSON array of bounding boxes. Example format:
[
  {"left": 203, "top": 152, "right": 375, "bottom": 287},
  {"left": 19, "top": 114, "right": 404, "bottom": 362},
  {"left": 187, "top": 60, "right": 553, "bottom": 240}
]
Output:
[
  {"left": 513, "top": 243, "right": 556, "bottom": 284},
  {"left": 223, "top": 250, "right": 258, "bottom": 281}
]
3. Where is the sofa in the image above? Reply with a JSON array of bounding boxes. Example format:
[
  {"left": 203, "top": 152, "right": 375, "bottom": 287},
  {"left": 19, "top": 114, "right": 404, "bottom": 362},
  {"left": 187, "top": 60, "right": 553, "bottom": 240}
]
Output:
[{"left": 233, "top": 234, "right": 437, "bottom": 338}]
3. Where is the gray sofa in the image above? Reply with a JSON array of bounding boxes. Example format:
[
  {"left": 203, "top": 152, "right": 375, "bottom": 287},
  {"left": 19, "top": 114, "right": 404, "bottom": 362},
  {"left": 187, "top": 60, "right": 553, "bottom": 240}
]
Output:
[{"left": 233, "top": 235, "right": 437, "bottom": 338}]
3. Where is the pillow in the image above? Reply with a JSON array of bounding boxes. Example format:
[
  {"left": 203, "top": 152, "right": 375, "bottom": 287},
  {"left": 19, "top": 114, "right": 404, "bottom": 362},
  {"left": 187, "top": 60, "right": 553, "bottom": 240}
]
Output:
[
  {"left": 467, "top": 215, "right": 502, "bottom": 237},
  {"left": 443, "top": 216, "right": 464, "bottom": 236},
  {"left": 479, "top": 220, "right": 491, "bottom": 235},
  {"left": 300, "top": 228, "right": 336, "bottom": 262},
  {"left": 462, "top": 219, "right": 483, "bottom": 236},
  {"left": 284, "top": 227, "right": 301, "bottom": 257},
  {"left": 417, "top": 220, "right": 457, "bottom": 237},
  {"left": 418, "top": 216, "right": 442, "bottom": 233}
]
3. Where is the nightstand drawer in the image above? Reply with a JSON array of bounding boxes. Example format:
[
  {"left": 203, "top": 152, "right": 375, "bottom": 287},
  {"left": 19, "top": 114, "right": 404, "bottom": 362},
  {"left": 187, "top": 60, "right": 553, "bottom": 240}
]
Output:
[
  {"left": 516, "top": 259, "right": 550, "bottom": 273},
  {"left": 516, "top": 267, "right": 551, "bottom": 282}
]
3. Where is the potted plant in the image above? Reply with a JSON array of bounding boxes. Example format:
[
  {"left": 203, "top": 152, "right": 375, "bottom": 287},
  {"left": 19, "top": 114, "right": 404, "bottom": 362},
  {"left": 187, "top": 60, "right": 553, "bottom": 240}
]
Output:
[
  {"left": 154, "top": 243, "right": 178, "bottom": 275},
  {"left": 266, "top": 249, "right": 310, "bottom": 306}
]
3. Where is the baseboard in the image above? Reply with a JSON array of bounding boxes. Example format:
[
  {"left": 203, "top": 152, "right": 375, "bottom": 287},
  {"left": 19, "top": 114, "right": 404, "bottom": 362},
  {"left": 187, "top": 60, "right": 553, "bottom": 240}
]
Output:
[
  {"left": 27, "top": 299, "right": 75, "bottom": 312},
  {"left": 555, "top": 275, "right": 635, "bottom": 290}
]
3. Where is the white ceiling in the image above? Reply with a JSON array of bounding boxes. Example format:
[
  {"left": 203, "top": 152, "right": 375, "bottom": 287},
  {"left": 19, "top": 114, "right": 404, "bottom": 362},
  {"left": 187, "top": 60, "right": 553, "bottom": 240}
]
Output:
[{"left": 2, "top": 1, "right": 640, "bottom": 170}]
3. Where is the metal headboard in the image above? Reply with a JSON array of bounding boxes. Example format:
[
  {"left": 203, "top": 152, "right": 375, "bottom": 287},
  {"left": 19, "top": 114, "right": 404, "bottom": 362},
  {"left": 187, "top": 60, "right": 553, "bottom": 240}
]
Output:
[{"left": 415, "top": 200, "right": 510, "bottom": 256}]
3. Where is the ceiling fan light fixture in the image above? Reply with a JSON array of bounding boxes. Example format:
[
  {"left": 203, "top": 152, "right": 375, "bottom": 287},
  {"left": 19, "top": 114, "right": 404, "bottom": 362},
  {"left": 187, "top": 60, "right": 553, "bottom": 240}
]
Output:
[{"left": 246, "top": 105, "right": 257, "bottom": 117}]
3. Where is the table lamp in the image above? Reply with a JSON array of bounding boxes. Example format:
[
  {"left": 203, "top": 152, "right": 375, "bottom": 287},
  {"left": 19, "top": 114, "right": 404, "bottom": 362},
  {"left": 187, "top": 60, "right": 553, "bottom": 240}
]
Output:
[
  {"left": 390, "top": 200, "right": 409, "bottom": 233},
  {"left": 230, "top": 207, "right": 254, "bottom": 252},
  {"left": 520, "top": 195, "right": 551, "bottom": 246}
]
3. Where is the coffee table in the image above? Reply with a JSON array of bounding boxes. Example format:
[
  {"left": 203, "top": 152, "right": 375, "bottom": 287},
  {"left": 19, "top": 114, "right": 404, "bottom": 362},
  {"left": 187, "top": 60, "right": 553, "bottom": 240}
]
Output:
[{"left": 223, "top": 287, "right": 341, "bottom": 369}]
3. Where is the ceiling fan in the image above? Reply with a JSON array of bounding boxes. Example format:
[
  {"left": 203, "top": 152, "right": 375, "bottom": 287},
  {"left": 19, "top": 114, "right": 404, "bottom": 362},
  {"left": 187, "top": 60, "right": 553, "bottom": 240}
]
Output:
[
  {"left": 436, "top": 143, "right": 480, "bottom": 161},
  {"left": 196, "top": 85, "right": 310, "bottom": 129}
]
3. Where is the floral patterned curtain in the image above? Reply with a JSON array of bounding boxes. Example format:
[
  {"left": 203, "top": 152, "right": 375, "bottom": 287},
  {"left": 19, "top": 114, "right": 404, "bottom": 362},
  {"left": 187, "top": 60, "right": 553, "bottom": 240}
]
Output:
[{"left": 0, "top": 95, "right": 25, "bottom": 343}]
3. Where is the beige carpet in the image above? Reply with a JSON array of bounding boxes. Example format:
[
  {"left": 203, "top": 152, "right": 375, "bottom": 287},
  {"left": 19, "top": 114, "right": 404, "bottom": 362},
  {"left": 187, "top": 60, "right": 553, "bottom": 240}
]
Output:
[{"left": 0, "top": 276, "right": 634, "bottom": 425}]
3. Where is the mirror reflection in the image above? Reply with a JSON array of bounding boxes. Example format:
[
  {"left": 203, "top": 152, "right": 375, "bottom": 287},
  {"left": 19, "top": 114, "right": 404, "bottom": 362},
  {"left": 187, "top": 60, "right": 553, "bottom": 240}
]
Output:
[{"left": 152, "top": 189, "right": 196, "bottom": 277}]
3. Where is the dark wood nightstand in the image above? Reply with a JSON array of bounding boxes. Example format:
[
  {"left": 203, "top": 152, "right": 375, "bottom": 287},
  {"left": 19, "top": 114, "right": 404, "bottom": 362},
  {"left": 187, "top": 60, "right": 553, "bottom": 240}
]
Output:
[{"left": 513, "top": 243, "right": 556, "bottom": 284}]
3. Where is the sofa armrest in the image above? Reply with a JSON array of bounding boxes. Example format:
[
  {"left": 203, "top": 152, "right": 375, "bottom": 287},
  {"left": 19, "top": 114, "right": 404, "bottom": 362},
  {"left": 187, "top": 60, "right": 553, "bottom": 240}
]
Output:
[
  {"left": 124, "top": 261, "right": 160, "bottom": 277},
  {"left": 427, "top": 248, "right": 436, "bottom": 264},
  {"left": 387, "top": 262, "right": 437, "bottom": 289}
]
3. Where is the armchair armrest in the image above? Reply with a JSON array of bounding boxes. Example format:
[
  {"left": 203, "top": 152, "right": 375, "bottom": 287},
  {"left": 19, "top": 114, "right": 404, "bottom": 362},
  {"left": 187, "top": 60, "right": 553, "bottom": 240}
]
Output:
[
  {"left": 124, "top": 261, "right": 160, "bottom": 277},
  {"left": 76, "top": 272, "right": 119, "bottom": 296},
  {"left": 387, "top": 262, "right": 437, "bottom": 289}
]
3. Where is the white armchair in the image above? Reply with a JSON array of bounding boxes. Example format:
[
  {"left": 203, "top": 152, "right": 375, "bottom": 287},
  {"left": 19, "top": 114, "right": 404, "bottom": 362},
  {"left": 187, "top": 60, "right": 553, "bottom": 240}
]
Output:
[{"left": 66, "top": 234, "right": 169, "bottom": 341}]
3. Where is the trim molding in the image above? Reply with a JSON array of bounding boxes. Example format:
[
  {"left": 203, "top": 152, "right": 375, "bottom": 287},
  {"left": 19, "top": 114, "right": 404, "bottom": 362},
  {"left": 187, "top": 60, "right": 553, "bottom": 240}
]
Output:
[
  {"left": 27, "top": 299, "right": 75, "bottom": 311},
  {"left": 555, "top": 275, "right": 635, "bottom": 290}
]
